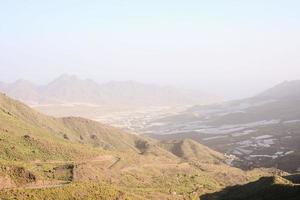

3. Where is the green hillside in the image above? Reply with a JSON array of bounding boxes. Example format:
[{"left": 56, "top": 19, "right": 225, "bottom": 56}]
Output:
[
  {"left": 0, "top": 93, "right": 295, "bottom": 199},
  {"left": 158, "top": 139, "right": 225, "bottom": 164}
]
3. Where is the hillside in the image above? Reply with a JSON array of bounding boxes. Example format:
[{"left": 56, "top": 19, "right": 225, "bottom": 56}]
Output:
[
  {"left": 0, "top": 93, "right": 290, "bottom": 199},
  {"left": 146, "top": 80, "right": 300, "bottom": 173},
  {"left": 0, "top": 92, "right": 150, "bottom": 160},
  {"left": 257, "top": 80, "right": 300, "bottom": 100},
  {"left": 200, "top": 175, "right": 300, "bottom": 200},
  {"left": 158, "top": 139, "right": 225, "bottom": 164}
]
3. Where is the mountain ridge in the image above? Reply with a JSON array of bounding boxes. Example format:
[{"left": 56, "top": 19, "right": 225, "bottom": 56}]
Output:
[{"left": 0, "top": 74, "right": 220, "bottom": 107}]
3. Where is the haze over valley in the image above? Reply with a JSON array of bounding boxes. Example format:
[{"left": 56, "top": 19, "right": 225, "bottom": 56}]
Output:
[
  {"left": 2, "top": 76, "right": 300, "bottom": 174},
  {"left": 1, "top": 76, "right": 300, "bottom": 199},
  {"left": 1, "top": 1, "right": 300, "bottom": 199}
]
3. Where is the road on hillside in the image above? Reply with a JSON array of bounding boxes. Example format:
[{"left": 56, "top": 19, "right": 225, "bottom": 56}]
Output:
[{"left": 19, "top": 155, "right": 121, "bottom": 190}]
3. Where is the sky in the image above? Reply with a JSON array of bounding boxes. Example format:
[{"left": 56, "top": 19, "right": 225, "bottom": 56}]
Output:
[{"left": 0, "top": 0, "right": 300, "bottom": 99}]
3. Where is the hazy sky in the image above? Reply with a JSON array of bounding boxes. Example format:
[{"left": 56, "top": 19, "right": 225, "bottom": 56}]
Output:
[{"left": 1, "top": 1, "right": 300, "bottom": 99}]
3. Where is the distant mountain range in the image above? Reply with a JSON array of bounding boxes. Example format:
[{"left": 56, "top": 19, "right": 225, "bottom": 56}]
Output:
[
  {"left": 146, "top": 80, "right": 300, "bottom": 173},
  {"left": 0, "top": 74, "right": 220, "bottom": 107}
]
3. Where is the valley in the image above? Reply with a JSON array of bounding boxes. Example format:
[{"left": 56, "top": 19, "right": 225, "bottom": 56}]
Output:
[
  {"left": 32, "top": 103, "right": 188, "bottom": 134},
  {"left": 144, "top": 81, "right": 300, "bottom": 173},
  {"left": 0, "top": 80, "right": 300, "bottom": 199},
  {"left": 31, "top": 80, "right": 300, "bottom": 175},
  {"left": 0, "top": 91, "right": 299, "bottom": 199},
  {"left": 2, "top": 1, "right": 300, "bottom": 199}
]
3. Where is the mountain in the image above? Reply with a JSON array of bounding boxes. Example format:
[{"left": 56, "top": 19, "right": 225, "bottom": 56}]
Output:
[
  {"left": 0, "top": 79, "right": 40, "bottom": 104},
  {"left": 0, "top": 74, "right": 220, "bottom": 107},
  {"left": 0, "top": 93, "right": 286, "bottom": 199},
  {"left": 257, "top": 80, "right": 300, "bottom": 100},
  {"left": 146, "top": 80, "right": 300, "bottom": 173},
  {"left": 41, "top": 74, "right": 102, "bottom": 104}
]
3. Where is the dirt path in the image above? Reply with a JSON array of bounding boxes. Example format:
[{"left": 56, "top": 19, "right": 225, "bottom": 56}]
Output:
[
  {"left": 23, "top": 181, "right": 70, "bottom": 190},
  {"left": 107, "top": 157, "right": 121, "bottom": 169},
  {"left": 121, "top": 162, "right": 188, "bottom": 172},
  {"left": 30, "top": 155, "right": 116, "bottom": 165}
]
